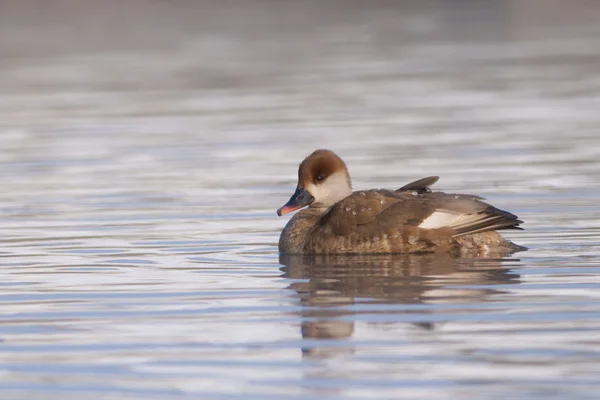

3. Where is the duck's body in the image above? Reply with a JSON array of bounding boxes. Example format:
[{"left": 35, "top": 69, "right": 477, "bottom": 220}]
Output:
[{"left": 277, "top": 150, "right": 524, "bottom": 255}]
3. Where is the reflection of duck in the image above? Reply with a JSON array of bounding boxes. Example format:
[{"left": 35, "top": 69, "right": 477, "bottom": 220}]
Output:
[
  {"left": 277, "top": 149, "right": 525, "bottom": 254},
  {"left": 280, "top": 253, "right": 521, "bottom": 358}
]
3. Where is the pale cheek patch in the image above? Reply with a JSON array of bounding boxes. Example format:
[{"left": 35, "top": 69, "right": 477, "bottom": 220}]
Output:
[
  {"left": 306, "top": 171, "right": 352, "bottom": 207},
  {"left": 305, "top": 183, "right": 322, "bottom": 201},
  {"left": 419, "top": 211, "right": 460, "bottom": 229}
]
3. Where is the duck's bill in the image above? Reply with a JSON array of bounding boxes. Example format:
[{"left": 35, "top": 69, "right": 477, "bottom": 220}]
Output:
[{"left": 277, "top": 187, "right": 314, "bottom": 216}]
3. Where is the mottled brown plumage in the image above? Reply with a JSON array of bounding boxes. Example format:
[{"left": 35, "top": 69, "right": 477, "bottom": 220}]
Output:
[{"left": 277, "top": 149, "right": 525, "bottom": 254}]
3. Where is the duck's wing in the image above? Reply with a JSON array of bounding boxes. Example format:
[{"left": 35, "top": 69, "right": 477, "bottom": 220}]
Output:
[
  {"left": 415, "top": 192, "right": 523, "bottom": 236},
  {"left": 397, "top": 176, "right": 439, "bottom": 193},
  {"left": 323, "top": 190, "right": 523, "bottom": 238},
  {"left": 322, "top": 190, "right": 437, "bottom": 236}
]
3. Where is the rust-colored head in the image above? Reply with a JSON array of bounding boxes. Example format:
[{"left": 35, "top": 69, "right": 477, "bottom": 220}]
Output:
[{"left": 277, "top": 149, "right": 353, "bottom": 216}]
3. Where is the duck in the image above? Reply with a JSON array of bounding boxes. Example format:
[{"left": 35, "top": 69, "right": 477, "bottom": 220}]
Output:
[{"left": 277, "top": 149, "right": 525, "bottom": 254}]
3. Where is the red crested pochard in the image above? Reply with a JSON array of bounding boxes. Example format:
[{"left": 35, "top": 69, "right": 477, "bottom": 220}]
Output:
[{"left": 277, "top": 149, "right": 524, "bottom": 254}]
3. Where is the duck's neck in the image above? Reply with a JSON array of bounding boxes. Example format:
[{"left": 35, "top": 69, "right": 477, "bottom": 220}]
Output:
[{"left": 278, "top": 207, "right": 326, "bottom": 253}]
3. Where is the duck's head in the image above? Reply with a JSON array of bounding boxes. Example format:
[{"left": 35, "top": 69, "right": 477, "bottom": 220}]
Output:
[{"left": 277, "top": 149, "right": 352, "bottom": 216}]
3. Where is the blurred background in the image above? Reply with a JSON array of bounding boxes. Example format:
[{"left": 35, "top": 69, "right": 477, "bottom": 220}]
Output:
[{"left": 1, "top": 0, "right": 600, "bottom": 399}]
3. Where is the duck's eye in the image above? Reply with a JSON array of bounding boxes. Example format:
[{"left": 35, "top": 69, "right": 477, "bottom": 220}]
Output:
[{"left": 316, "top": 174, "right": 324, "bottom": 182}]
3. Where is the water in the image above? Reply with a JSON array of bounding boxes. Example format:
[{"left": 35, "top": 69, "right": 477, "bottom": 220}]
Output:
[{"left": 1, "top": 1, "right": 600, "bottom": 399}]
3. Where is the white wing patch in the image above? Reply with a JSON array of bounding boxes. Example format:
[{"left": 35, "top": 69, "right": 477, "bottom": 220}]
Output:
[{"left": 418, "top": 211, "right": 461, "bottom": 229}]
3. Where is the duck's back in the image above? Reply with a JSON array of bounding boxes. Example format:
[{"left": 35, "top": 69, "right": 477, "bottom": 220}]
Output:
[{"left": 303, "top": 188, "right": 522, "bottom": 254}]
